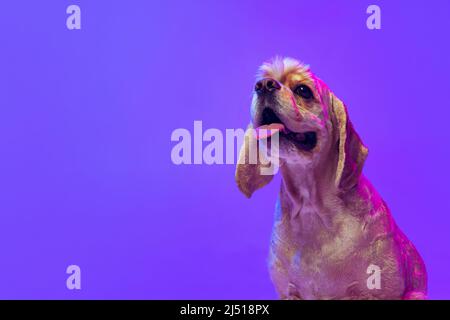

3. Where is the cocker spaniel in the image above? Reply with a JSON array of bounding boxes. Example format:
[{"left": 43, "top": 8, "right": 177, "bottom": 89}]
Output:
[{"left": 235, "top": 57, "right": 427, "bottom": 300}]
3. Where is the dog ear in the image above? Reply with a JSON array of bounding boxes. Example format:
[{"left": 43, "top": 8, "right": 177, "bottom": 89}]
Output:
[
  {"left": 330, "top": 93, "right": 368, "bottom": 190},
  {"left": 235, "top": 125, "right": 275, "bottom": 198}
]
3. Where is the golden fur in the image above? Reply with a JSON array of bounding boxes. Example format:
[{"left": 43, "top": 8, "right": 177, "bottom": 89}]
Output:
[{"left": 236, "top": 57, "right": 427, "bottom": 300}]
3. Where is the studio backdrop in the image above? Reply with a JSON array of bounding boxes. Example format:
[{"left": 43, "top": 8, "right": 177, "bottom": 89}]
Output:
[{"left": 0, "top": 0, "right": 449, "bottom": 299}]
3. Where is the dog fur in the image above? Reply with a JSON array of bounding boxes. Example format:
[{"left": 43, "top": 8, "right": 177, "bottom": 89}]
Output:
[{"left": 235, "top": 57, "right": 427, "bottom": 300}]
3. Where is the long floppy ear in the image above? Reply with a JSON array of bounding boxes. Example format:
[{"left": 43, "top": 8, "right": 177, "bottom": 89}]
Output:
[
  {"left": 235, "top": 124, "right": 275, "bottom": 198},
  {"left": 330, "top": 93, "right": 368, "bottom": 190}
]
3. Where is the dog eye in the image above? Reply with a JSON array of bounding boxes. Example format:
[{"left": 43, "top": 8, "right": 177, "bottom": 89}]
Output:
[{"left": 294, "top": 85, "right": 314, "bottom": 100}]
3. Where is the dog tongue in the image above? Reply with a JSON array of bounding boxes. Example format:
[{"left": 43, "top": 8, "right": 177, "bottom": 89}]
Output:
[{"left": 255, "top": 123, "right": 285, "bottom": 139}]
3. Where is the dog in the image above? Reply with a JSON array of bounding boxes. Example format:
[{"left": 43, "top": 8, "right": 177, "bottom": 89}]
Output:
[{"left": 235, "top": 57, "right": 427, "bottom": 300}]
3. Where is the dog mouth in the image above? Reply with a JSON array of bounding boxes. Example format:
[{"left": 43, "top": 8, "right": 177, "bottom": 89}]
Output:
[{"left": 256, "top": 108, "right": 317, "bottom": 151}]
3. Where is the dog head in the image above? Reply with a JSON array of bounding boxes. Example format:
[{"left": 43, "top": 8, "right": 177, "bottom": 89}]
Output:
[{"left": 236, "top": 57, "right": 368, "bottom": 197}]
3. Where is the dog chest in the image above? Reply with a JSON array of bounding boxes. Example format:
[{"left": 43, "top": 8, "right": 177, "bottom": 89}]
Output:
[{"left": 269, "top": 217, "right": 405, "bottom": 299}]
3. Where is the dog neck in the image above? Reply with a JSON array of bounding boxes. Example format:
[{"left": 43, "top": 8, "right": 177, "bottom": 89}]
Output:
[
  {"left": 279, "top": 158, "right": 339, "bottom": 232},
  {"left": 278, "top": 157, "right": 376, "bottom": 235}
]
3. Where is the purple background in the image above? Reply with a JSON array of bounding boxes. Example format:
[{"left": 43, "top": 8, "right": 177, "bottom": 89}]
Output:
[{"left": 0, "top": 0, "right": 449, "bottom": 299}]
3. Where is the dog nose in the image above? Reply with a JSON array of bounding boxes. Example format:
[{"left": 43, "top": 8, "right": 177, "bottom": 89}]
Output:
[{"left": 255, "top": 78, "right": 281, "bottom": 95}]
